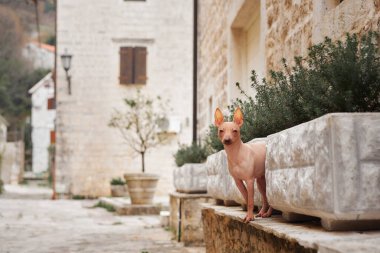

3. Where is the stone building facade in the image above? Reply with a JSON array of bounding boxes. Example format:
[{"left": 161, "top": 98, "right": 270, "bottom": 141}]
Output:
[
  {"left": 197, "top": 0, "right": 380, "bottom": 136},
  {"left": 56, "top": 0, "right": 193, "bottom": 197}
]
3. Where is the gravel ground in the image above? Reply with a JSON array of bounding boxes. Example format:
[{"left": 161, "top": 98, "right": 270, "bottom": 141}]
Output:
[{"left": 0, "top": 199, "right": 205, "bottom": 253}]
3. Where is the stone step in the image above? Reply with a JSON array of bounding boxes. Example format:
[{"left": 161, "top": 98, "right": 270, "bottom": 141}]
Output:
[
  {"left": 98, "top": 197, "right": 169, "bottom": 215},
  {"left": 0, "top": 184, "right": 53, "bottom": 199},
  {"left": 23, "top": 171, "right": 50, "bottom": 187},
  {"left": 202, "top": 203, "right": 380, "bottom": 253}
]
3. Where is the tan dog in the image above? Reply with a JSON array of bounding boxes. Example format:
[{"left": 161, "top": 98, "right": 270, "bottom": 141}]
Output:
[{"left": 214, "top": 107, "right": 273, "bottom": 222}]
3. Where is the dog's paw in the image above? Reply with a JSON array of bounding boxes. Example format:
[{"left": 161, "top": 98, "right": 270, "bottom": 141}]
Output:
[{"left": 243, "top": 213, "right": 254, "bottom": 223}]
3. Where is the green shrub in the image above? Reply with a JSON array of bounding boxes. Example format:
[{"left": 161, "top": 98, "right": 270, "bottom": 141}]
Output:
[
  {"left": 174, "top": 142, "right": 210, "bottom": 167},
  {"left": 72, "top": 195, "right": 85, "bottom": 200},
  {"left": 93, "top": 201, "right": 116, "bottom": 212},
  {"left": 110, "top": 177, "right": 125, "bottom": 186},
  {"left": 207, "top": 32, "right": 380, "bottom": 152}
]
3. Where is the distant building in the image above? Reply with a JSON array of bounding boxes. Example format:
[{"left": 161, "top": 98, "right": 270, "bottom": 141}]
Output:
[
  {"left": 56, "top": 0, "right": 193, "bottom": 197},
  {"left": 0, "top": 114, "right": 8, "bottom": 182},
  {"left": 0, "top": 114, "right": 24, "bottom": 185},
  {"left": 0, "top": 114, "right": 8, "bottom": 148},
  {"left": 28, "top": 72, "right": 55, "bottom": 174},
  {"left": 23, "top": 41, "right": 55, "bottom": 70},
  {"left": 196, "top": 0, "right": 380, "bottom": 136}
]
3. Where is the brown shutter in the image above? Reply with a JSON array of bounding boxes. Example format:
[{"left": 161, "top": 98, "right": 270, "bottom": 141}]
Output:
[
  {"left": 50, "top": 131, "right": 56, "bottom": 144},
  {"left": 119, "top": 47, "right": 134, "bottom": 84},
  {"left": 47, "top": 98, "right": 55, "bottom": 110},
  {"left": 134, "top": 47, "right": 147, "bottom": 84}
]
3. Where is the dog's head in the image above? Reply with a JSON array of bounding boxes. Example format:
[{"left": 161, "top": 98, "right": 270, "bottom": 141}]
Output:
[{"left": 214, "top": 107, "right": 243, "bottom": 146}]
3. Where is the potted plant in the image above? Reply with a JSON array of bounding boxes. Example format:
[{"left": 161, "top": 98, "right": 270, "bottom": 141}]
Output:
[
  {"left": 173, "top": 142, "right": 210, "bottom": 193},
  {"left": 110, "top": 177, "right": 128, "bottom": 197},
  {"left": 109, "top": 90, "right": 170, "bottom": 204}
]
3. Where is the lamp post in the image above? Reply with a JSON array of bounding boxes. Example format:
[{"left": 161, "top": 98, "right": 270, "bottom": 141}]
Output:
[{"left": 60, "top": 49, "right": 72, "bottom": 95}]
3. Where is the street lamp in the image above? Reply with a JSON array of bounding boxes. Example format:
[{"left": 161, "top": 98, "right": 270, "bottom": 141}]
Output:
[{"left": 60, "top": 48, "right": 73, "bottom": 95}]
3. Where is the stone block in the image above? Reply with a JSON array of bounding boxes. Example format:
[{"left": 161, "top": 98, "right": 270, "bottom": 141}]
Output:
[
  {"left": 201, "top": 203, "right": 380, "bottom": 253},
  {"left": 169, "top": 192, "right": 213, "bottom": 246},
  {"left": 205, "top": 139, "right": 264, "bottom": 206},
  {"left": 173, "top": 163, "right": 207, "bottom": 193},
  {"left": 266, "top": 113, "right": 380, "bottom": 230}
]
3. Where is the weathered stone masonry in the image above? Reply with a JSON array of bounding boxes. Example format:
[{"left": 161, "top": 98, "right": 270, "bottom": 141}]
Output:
[{"left": 197, "top": 0, "right": 380, "bottom": 135}]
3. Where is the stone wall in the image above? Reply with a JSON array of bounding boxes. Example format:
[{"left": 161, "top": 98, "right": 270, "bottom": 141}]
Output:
[
  {"left": 202, "top": 205, "right": 317, "bottom": 253},
  {"left": 266, "top": 0, "right": 380, "bottom": 72},
  {"left": 265, "top": 0, "right": 313, "bottom": 71},
  {"left": 169, "top": 192, "right": 213, "bottom": 246},
  {"left": 196, "top": 0, "right": 380, "bottom": 134},
  {"left": 0, "top": 141, "right": 24, "bottom": 184},
  {"left": 202, "top": 203, "right": 380, "bottom": 253},
  {"left": 56, "top": 0, "right": 193, "bottom": 197},
  {"left": 197, "top": 0, "right": 232, "bottom": 136}
]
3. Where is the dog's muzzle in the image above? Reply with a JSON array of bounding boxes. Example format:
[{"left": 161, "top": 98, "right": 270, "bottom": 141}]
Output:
[{"left": 223, "top": 139, "right": 232, "bottom": 145}]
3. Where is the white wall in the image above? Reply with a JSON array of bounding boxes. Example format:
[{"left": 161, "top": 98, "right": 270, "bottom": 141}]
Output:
[{"left": 56, "top": 0, "right": 194, "bottom": 197}]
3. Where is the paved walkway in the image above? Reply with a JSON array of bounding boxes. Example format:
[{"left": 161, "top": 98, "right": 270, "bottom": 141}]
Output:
[{"left": 0, "top": 199, "right": 205, "bottom": 253}]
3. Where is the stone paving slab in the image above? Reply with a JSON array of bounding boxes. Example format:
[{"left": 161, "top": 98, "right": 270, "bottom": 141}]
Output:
[
  {"left": 202, "top": 203, "right": 380, "bottom": 253},
  {"left": 0, "top": 199, "right": 205, "bottom": 253}
]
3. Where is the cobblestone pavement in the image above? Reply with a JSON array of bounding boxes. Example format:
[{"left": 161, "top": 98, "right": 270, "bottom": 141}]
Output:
[{"left": 0, "top": 199, "right": 205, "bottom": 253}]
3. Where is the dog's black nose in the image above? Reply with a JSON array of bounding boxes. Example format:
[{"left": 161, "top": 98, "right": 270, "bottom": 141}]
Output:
[{"left": 223, "top": 139, "right": 232, "bottom": 145}]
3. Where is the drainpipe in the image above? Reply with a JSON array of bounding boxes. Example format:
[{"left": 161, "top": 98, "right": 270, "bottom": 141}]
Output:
[
  {"left": 52, "top": 0, "right": 57, "bottom": 200},
  {"left": 192, "top": 0, "right": 198, "bottom": 143}
]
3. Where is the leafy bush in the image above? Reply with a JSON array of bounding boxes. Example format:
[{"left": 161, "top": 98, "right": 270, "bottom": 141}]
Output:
[
  {"left": 110, "top": 177, "right": 125, "bottom": 186},
  {"left": 207, "top": 32, "right": 380, "bottom": 152},
  {"left": 174, "top": 142, "right": 210, "bottom": 167}
]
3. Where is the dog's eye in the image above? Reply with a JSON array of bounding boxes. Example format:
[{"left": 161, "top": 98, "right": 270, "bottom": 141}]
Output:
[
  {"left": 233, "top": 130, "right": 238, "bottom": 133},
  {"left": 219, "top": 129, "right": 224, "bottom": 133}
]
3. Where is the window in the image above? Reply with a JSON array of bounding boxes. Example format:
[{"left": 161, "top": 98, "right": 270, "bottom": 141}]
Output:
[
  {"left": 119, "top": 47, "right": 147, "bottom": 85},
  {"left": 47, "top": 98, "right": 55, "bottom": 110}
]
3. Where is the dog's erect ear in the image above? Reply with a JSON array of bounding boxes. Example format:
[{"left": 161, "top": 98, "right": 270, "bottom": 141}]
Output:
[
  {"left": 233, "top": 107, "right": 244, "bottom": 127},
  {"left": 214, "top": 108, "right": 224, "bottom": 127}
]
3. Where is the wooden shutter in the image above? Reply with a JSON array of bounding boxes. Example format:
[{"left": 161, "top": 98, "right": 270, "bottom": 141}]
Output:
[
  {"left": 134, "top": 47, "right": 147, "bottom": 84},
  {"left": 47, "top": 98, "right": 55, "bottom": 110},
  {"left": 50, "top": 131, "right": 56, "bottom": 144},
  {"left": 119, "top": 47, "right": 134, "bottom": 84}
]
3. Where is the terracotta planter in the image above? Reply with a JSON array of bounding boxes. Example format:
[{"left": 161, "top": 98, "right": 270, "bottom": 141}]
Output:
[
  {"left": 110, "top": 184, "right": 128, "bottom": 197},
  {"left": 124, "top": 173, "right": 159, "bottom": 205}
]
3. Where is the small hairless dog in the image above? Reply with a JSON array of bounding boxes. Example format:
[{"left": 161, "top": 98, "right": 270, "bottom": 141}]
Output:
[{"left": 214, "top": 107, "right": 273, "bottom": 223}]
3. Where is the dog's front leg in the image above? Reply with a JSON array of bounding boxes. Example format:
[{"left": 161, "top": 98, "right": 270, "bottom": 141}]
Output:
[
  {"left": 233, "top": 178, "right": 248, "bottom": 203},
  {"left": 244, "top": 179, "right": 255, "bottom": 223}
]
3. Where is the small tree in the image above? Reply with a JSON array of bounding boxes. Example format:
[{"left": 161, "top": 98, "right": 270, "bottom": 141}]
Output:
[{"left": 109, "top": 90, "right": 169, "bottom": 173}]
